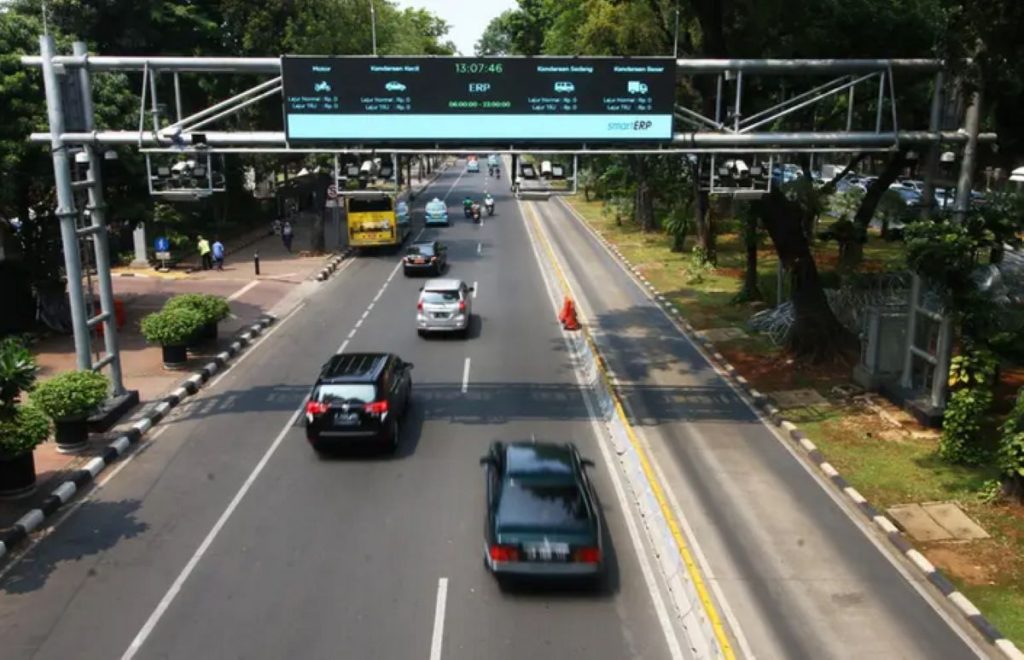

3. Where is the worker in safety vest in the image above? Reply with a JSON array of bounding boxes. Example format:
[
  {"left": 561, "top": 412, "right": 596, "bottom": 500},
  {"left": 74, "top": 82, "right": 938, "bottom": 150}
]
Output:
[{"left": 197, "top": 235, "right": 212, "bottom": 270}]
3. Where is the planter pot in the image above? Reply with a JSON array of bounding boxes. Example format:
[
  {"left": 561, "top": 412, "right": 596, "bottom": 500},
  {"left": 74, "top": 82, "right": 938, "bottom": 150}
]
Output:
[
  {"left": 162, "top": 343, "right": 189, "bottom": 370},
  {"left": 55, "top": 417, "right": 90, "bottom": 453},
  {"left": 189, "top": 321, "right": 218, "bottom": 347},
  {"left": 0, "top": 452, "right": 37, "bottom": 498}
]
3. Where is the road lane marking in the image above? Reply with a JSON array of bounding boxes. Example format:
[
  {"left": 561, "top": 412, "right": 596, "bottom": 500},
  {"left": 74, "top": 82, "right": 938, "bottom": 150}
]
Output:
[
  {"left": 521, "top": 198, "right": 733, "bottom": 659},
  {"left": 429, "top": 577, "right": 449, "bottom": 660},
  {"left": 227, "top": 280, "right": 260, "bottom": 301},
  {"left": 207, "top": 301, "right": 306, "bottom": 389},
  {"left": 121, "top": 405, "right": 306, "bottom": 660},
  {"left": 472, "top": 281, "right": 478, "bottom": 299},
  {"left": 461, "top": 358, "right": 471, "bottom": 393},
  {"left": 476, "top": 242, "right": 481, "bottom": 255},
  {"left": 337, "top": 339, "right": 349, "bottom": 353},
  {"left": 347, "top": 328, "right": 356, "bottom": 339}
]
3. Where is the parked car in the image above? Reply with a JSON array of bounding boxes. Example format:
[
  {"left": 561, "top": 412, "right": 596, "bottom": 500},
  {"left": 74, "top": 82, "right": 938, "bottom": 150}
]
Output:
[
  {"left": 403, "top": 241, "right": 447, "bottom": 277},
  {"left": 480, "top": 441, "right": 604, "bottom": 585},
  {"left": 305, "top": 352, "right": 413, "bottom": 454},
  {"left": 416, "top": 278, "right": 473, "bottom": 337}
]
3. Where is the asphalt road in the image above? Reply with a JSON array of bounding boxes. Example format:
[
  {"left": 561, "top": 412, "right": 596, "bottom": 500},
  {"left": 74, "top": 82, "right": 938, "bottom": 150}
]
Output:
[
  {"left": 0, "top": 164, "right": 686, "bottom": 660},
  {"left": 529, "top": 195, "right": 993, "bottom": 659}
]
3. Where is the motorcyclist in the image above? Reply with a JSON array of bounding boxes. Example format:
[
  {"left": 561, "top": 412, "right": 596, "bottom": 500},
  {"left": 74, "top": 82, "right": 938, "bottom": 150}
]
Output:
[
  {"left": 471, "top": 202, "right": 482, "bottom": 222},
  {"left": 463, "top": 196, "right": 473, "bottom": 217},
  {"left": 484, "top": 193, "right": 495, "bottom": 216}
]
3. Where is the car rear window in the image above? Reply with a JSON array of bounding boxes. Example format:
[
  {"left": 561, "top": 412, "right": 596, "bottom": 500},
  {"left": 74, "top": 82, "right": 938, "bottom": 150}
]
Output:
[
  {"left": 421, "top": 290, "right": 459, "bottom": 303},
  {"left": 407, "top": 244, "right": 435, "bottom": 256},
  {"left": 495, "top": 481, "right": 590, "bottom": 532},
  {"left": 316, "top": 383, "right": 376, "bottom": 404}
]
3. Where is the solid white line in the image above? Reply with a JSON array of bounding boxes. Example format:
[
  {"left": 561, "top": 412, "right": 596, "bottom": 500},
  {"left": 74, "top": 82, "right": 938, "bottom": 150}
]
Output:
[
  {"left": 226, "top": 280, "right": 260, "bottom": 301},
  {"left": 429, "top": 577, "right": 449, "bottom": 660},
  {"left": 121, "top": 405, "right": 305, "bottom": 660},
  {"left": 461, "top": 358, "right": 471, "bottom": 393},
  {"left": 472, "top": 281, "right": 478, "bottom": 299},
  {"left": 441, "top": 169, "right": 466, "bottom": 202},
  {"left": 207, "top": 301, "right": 306, "bottom": 389}
]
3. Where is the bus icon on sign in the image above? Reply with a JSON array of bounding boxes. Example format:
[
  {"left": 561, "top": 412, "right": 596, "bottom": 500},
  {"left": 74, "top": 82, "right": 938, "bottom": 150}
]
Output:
[
  {"left": 627, "top": 81, "right": 648, "bottom": 94},
  {"left": 554, "top": 81, "right": 575, "bottom": 93}
]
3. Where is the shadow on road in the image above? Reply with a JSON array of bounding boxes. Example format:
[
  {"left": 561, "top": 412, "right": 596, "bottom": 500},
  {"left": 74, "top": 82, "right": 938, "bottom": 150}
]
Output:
[{"left": 1, "top": 499, "right": 148, "bottom": 595}]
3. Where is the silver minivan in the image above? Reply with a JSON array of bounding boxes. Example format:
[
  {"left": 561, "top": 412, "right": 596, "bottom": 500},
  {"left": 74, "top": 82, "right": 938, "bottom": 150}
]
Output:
[{"left": 417, "top": 278, "right": 474, "bottom": 337}]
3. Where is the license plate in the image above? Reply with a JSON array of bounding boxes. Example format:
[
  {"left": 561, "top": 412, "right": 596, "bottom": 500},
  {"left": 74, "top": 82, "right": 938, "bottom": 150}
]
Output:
[
  {"left": 333, "top": 412, "right": 359, "bottom": 425},
  {"left": 523, "top": 542, "right": 570, "bottom": 562},
  {"left": 414, "top": 258, "right": 425, "bottom": 264},
  {"left": 433, "top": 313, "right": 448, "bottom": 319}
]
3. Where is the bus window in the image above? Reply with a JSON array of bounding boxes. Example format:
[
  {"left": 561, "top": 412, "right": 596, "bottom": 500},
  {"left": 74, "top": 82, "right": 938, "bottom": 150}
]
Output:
[{"left": 347, "top": 197, "right": 394, "bottom": 213}]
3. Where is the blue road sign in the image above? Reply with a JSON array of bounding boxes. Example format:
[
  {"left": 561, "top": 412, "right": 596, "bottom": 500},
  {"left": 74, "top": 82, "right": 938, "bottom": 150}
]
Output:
[{"left": 154, "top": 237, "right": 170, "bottom": 252}]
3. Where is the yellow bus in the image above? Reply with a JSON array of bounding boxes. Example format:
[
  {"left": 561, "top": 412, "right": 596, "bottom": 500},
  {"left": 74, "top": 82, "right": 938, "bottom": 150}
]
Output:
[{"left": 346, "top": 194, "right": 411, "bottom": 249}]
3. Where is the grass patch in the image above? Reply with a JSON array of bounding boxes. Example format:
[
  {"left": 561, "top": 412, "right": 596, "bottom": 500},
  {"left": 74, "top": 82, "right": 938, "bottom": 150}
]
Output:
[{"left": 565, "top": 195, "right": 1024, "bottom": 648}]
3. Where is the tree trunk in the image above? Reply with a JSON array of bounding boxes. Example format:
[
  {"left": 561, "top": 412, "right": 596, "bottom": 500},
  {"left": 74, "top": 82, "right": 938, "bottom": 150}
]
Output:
[
  {"left": 756, "top": 190, "right": 853, "bottom": 361},
  {"left": 844, "top": 149, "right": 908, "bottom": 269},
  {"left": 734, "top": 214, "right": 762, "bottom": 302},
  {"left": 632, "top": 156, "right": 656, "bottom": 232}
]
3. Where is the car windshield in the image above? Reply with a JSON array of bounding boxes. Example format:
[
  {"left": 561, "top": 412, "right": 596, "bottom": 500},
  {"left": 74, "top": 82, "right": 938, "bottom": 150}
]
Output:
[
  {"left": 407, "top": 244, "right": 435, "bottom": 256},
  {"left": 426, "top": 200, "right": 445, "bottom": 213},
  {"left": 496, "top": 480, "right": 590, "bottom": 532},
  {"left": 421, "top": 290, "right": 460, "bottom": 304},
  {"left": 316, "top": 383, "right": 376, "bottom": 404}
]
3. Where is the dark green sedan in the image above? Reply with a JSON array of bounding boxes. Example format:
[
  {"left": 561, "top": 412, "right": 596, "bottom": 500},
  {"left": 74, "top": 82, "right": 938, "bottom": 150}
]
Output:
[{"left": 479, "top": 441, "right": 604, "bottom": 582}]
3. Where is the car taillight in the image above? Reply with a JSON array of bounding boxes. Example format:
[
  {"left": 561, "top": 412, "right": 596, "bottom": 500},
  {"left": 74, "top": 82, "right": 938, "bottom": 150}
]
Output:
[
  {"left": 430, "top": 256, "right": 437, "bottom": 262},
  {"left": 458, "top": 300, "right": 466, "bottom": 313},
  {"left": 364, "top": 400, "right": 388, "bottom": 415},
  {"left": 306, "top": 401, "right": 328, "bottom": 415},
  {"left": 573, "top": 546, "right": 601, "bottom": 564},
  {"left": 417, "top": 301, "right": 423, "bottom": 311},
  {"left": 488, "top": 544, "right": 520, "bottom": 563}
]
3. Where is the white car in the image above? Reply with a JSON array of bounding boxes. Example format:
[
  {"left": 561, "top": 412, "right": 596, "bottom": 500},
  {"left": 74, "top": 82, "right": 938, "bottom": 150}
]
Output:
[
  {"left": 385, "top": 81, "right": 407, "bottom": 92},
  {"left": 417, "top": 278, "right": 474, "bottom": 337}
]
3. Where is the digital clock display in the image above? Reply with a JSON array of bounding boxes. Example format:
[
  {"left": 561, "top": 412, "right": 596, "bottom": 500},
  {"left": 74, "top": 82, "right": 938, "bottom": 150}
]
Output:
[{"left": 281, "top": 56, "right": 675, "bottom": 143}]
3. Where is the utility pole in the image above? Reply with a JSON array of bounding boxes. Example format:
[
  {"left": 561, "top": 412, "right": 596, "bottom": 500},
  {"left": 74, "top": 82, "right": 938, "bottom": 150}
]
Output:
[{"left": 370, "top": 0, "right": 378, "bottom": 56}]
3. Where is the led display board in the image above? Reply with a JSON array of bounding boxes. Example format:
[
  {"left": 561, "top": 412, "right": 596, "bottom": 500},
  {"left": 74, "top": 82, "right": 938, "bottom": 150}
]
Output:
[{"left": 281, "top": 56, "right": 675, "bottom": 143}]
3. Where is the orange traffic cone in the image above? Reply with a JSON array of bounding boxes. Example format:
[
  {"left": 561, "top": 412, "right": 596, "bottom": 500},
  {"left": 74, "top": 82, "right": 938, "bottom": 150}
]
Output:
[{"left": 560, "top": 297, "right": 581, "bottom": 331}]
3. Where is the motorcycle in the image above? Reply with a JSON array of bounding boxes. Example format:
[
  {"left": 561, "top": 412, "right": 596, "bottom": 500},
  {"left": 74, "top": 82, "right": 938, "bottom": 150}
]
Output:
[
  {"left": 471, "top": 204, "right": 482, "bottom": 223},
  {"left": 463, "top": 201, "right": 473, "bottom": 218},
  {"left": 484, "top": 199, "right": 495, "bottom": 216}
]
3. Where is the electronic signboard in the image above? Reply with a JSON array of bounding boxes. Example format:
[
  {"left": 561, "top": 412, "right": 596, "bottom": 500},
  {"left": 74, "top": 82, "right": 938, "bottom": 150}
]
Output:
[{"left": 281, "top": 57, "right": 675, "bottom": 143}]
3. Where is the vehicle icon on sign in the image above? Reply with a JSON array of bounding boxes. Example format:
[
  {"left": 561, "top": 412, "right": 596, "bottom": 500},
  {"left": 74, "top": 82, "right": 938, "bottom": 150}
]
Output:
[
  {"left": 553, "top": 81, "right": 575, "bottom": 93},
  {"left": 627, "top": 81, "right": 649, "bottom": 94},
  {"left": 385, "top": 81, "right": 407, "bottom": 92},
  {"left": 314, "top": 81, "right": 331, "bottom": 93}
]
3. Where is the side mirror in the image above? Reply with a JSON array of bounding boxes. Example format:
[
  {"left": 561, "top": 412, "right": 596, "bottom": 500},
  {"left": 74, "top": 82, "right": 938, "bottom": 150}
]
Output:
[
  {"left": 479, "top": 456, "right": 493, "bottom": 466},
  {"left": 581, "top": 458, "right": 596, "bottom": 468},
  {"left": 404, "top": 362, "right": 414, "bottom": 370},
  {"left": 468, "top": 286, "right": 475, "bottom": 292},
  {"left": 418, "top": 286, "right": 424, "bottom": 291}
]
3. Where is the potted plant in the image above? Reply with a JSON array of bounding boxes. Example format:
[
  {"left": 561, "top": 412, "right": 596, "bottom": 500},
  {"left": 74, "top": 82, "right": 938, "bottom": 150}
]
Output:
[
  {"left": 0, "top": 404, "right": 50, "bottom": 497},
  {"left": 164, "top": 293, "right": 230, "bottom": 343},
  {"left": 141, "top": 307, "right": 205, "bottom": 368},
  {"left": 31, "top": 370, "right": 109, "bottom": 453}
]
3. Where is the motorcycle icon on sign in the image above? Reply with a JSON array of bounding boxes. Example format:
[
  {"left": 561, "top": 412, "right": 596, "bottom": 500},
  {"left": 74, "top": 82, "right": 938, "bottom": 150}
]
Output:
[{"left": 314, "top": 81, "right": 332, "bottom": 93}]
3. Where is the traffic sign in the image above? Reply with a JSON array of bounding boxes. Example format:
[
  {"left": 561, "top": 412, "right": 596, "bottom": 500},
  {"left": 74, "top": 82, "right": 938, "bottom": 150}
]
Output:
[
  {"left": 281, "top": 56, "right": 675, "bottom": 143},
  {"left": 154, "top": 236, "right": 170, "bottom": 252},
  {"left": 327, "top": 184, "right": 338, "bottom": 198}
]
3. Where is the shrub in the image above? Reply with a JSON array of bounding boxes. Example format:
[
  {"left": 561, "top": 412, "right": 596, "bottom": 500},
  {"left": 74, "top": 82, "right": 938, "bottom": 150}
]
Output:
[
  {"left": 0, "top": 337, "right": 38, "bottom": 408},
  {"left": 164, "top": 293, "right": 230, "bottom": 324},
  {"left": 939, "top": 347, "right": 997, "bottom": 465},
  {"left": 998, "top": 388, "right": 1024, "bottom": 496},
  {"left": 0, "top": 404, "right": 51, "bottom": 459},
  {"left": 140, "top": 307, "right": 205, "bottom": 346},
  {"left": 30, "top": 370, "right": 109, "bottom": 420}
]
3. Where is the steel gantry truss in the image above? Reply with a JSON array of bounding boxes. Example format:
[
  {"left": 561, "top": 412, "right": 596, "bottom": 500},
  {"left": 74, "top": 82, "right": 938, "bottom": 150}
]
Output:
[{"left": 21, "top": 40, "right": 993, "bottom": 392}]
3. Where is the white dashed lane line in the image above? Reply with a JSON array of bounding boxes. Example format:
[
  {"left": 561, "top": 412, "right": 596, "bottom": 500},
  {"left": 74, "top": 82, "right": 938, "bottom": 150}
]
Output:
[{"left": 461, "top": 358, "right": 471, "bottom": 394}]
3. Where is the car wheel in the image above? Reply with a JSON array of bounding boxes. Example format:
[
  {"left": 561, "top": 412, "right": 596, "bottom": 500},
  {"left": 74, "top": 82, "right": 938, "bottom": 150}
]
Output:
[
  {"left": 417, "top": 329, "right": 427, "bottom": 338},
  {"left": 387, "top": 418, "right": 400, "bottom": 454}
]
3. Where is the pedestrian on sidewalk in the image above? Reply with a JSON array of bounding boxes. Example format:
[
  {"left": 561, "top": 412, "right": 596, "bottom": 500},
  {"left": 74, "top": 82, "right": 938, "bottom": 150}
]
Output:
[
  {"left": 281, "top": 220, "right": 294, "bottom": 252},
  {"left": 212, "top": 237, "right": 225, "bottom": 270},
  {"left": 197, "top": 235, "right": 212, "bottom": 270}
]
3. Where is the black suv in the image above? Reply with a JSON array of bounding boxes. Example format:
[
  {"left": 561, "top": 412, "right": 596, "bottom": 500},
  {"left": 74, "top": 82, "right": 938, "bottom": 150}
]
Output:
[{"left": 305, "top": 353, "right": 413, "bottom": 454}]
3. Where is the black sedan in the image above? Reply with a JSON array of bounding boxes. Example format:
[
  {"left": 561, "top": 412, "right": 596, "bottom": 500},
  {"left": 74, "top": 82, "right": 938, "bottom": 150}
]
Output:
[
  {"left": 403, "top": 241, "right": 447, "bottom": 276},
  {"left": 480, "top": 441, "right": 604, "bottom": 583}
]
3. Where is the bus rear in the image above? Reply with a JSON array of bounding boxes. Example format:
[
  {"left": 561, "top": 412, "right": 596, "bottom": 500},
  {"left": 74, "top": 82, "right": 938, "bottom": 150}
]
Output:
[{"left": 347, "top": 196, "right": 398, "bottom": 247}]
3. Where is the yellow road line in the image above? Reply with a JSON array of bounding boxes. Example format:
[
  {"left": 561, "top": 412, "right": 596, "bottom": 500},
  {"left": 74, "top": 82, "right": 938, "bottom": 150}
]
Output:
[{"left": 523, "top": 200, "right": 736, "bottom": 660}]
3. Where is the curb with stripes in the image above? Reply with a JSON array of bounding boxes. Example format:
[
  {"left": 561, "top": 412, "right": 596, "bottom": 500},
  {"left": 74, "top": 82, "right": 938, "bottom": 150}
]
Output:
[
  {"left": 0, "top": 314, "right": 277, "bottom": 563},
  {"left": 554, "top": 197, "right": 1024, "bottom": 660},
  {"left": 314, "top": 249, "right": 353, "bottom": 281}
]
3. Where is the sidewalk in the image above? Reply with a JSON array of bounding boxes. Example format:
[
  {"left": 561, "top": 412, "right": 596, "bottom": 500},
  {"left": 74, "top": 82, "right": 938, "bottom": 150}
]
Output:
[{"left": 0, "top": 214, "right": 333, "bottom": 527}]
